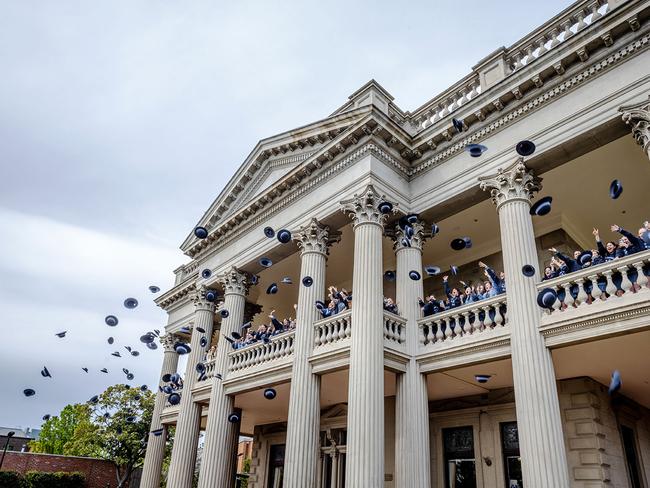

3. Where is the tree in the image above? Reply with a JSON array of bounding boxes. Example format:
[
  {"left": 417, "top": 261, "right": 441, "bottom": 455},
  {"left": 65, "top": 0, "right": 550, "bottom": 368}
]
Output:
[{"left": 30, "top": 404, "right": 95, "bottom": 455}]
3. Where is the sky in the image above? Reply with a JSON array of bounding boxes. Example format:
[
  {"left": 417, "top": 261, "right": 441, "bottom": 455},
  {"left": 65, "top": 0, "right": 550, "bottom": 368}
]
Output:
[{"left": 0, "top": 0, "right": 572, "bottom": 430}]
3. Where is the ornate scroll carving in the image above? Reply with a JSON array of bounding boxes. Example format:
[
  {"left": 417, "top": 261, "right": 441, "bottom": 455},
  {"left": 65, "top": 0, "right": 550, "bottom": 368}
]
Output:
[
  {"left": 620, "top": 96, "right": 650, "bottom": 160},
  {"left": 295, "top": 218, "right": 341, "bottom": 257},
  {"left": 340, "top": 185, "right": 395, "bottom": 228},
  {"left": 217, "top": 267, "right": 249, "bottom": 296},
  {"left": 478, "top": 159, "right": 542, "bottom": 208}
]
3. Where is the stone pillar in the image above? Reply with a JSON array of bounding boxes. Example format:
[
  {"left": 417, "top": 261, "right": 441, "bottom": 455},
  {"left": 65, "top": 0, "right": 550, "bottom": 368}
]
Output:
[
  {"left": 392, "top": 221, "right": 431, "bottom": 488},
  {"left": 340, "top": 185, "right": 390, "bottom": 488},
  {"left": 620, "top": 95, "right": 650, "bottom": 161},
  {"left": 141, "top": 334, "right": 180, "bottom": 488},
  {"left": 479, "top": 160, "right": 570, "bottom": 488},
  {"left": 197, "top": 267, "right": 248, "bottom": 488},
  {"left": 166, "top": 289, "right": 216, "bottom": 488},
  {"left": 284, "top": 219, "right": 340, "bottom": 488}
]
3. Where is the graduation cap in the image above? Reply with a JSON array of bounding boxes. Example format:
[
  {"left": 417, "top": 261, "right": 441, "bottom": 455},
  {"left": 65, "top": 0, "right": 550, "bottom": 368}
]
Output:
[
  {"left": 126, "top": 415, "right": 136, "bottom": 423},
  {"left": 398, "top": 214, "right": 418, "bottom": 230},
  {"left": 425, "top": 266, "right": 441, "bottom": 276},
  {"left": 55, "top": 331, "right": 67, "bottom": 338},
  {"left": 140, "top": 384, "right": 148, "bottom": 391},
  {"left": 151, "top": 428, "right": 164, "bottom": 437},
  {"left": 608, "top": 370, "right": 622, "bottom": 395},
  {"left": 40, "top": 367, "right": 51, "bottom": 378},
  {"left": 124, "top": 298, "right": 138, "bottom": 309},
  {"left": 409, "top": 270, "right": 421, "bottom": 281},
  {"left": 231, "top": 331, "right": 242, "bottom": 340},
  {"left": 42, "top": 414, "right": 51, "bottom": 421},
  {"left": 530, "top": 196, "right": 552, "bottom": 216},
  {"left": 108, "top": 337, "right": 114, "bottom": 345},
  {"left": 405, "top": 225, "right": 414, "bottom": 239},
  {"left": 263, "top": 388, "right": 277, "bottom": 400},
  {"left": 146, "top": 342, "right": 158, "bottom": 350},
  {"left": 250, "top": 275, "right": 260, "bottom": 285},
  {"left": 259, "top": 257, "right": 273, "bottom": 268},
  {"left": 201, "top": 269, "right": 212, "bottom": 279},
  {"left": 378, "top": 201, "right": 393, "bottom": 214},
  {"left": 196, "top": 362, "right": 206, "bottom": 374},
  {"left": 103, "top": 412, "right": 111, "bottom": 419},
  {"left": 537, "top": 288, "right": 557, "bottom": 309},
  {"left": 125, "top": 346, "right": 132, "bottom": 352},
  {"left": 217, "top": 309, "right": 229, "bottom": 320},
  {"left": 384, "top": 270, "right": 396, "bottom": 282},
  {"left": 99, "top": 367, "right": 108, "bottom": 374},
  {"left": 452, "top": 117, "right": 465, "bottom": 133},
  {"left": 578, "top": 250, "right": 593, "bottom": 266},
  {"left": 400, "top": 237, "right": 411, "bottom": 248},
  {"left": 431, "top": 223, "right": 439, "bottom": 236},
  {"left": 140, "top": 333, "right": 155, "bottom": 344},
  {"left": 609, "top": 179, "right": 623, "bottom": 200},
  {"left": 196, "top": 326, "right": 206, "bottom": 333},
  {"left": 180, "top": 326, "right": 191, "bottom": 334},
  {"left": 126, "top": 373, "right": 134, "bottom": 381},
  {"left": 89, "top": 395, "right": 99, "bottom": 404},
  {"left": 168, "top": 393, "right": 181, "bottom": 405},
  {"left": 162, "top": 385, "right": 173, "bottom": 394},
  {"left": 277, "top": 229, "right": 292, "bottom": 244},
  {"left": 200, "top": 337, "right": 208, "bottom": 348},
  {"left": 266, "top": 283, "right": 278, "bottom": 295},
  {"left": 450, "top": 237, "right": 471, "bottom": 251},
  {"left": 450, "top": 265, "right": 459, "bottom": 275},
  {"left": 23, "top": 388, "right": 36, "bottom": 397},
  {"left": 174, "top": 343, "right": 191, "bottom": 355},
  {"left": 315, "top": 300, "right": 327, "bottom": 310},
  {"left": 228, "top": 412, "right": 241, "bottom": 423},
  {"left": 154, "top": 329, "right": 161, "bottom": 336},
  {"left": 205, "top": 290, "right": 218, "bottom": 302},
  {"left": 105, "top": 315, "right": 119, "bottom": 327},
  {"left": 131, "top": 350, "right": 140, "bottom": 357},
  {"left": 194, "top": 226, "right": 208, "bottom": 239},
  {"left": 522, "top": 264, "right": 536, "bottom": 277},
  {"left": 149, "top": 286, "right": 160, "bottom": 293},
  {"left": 112, "top": 352, "right": 121, "bottom": 358},
  {"left": 82, "top": 367, "right": 89, "bottom": 373},
  {"left": 302, "top": 276, "right": 313, "bottom": 287},
  {"left": 170, "top": 373, "right": 181, "bottom": 384},
  {"left": 264, "top": 226, "right": 275, "bottom": 238},
  {"left": 465, "top": 144, "right": 488, "bottom": 157},
  {"left": 515, "top": 140, "right": 536, "bottom": 157},
  {"left": 475, "top": 374, "right": 491, "bottom": 384},
  {"left": 281, "top": 277, "right": 293, "bottom": 285}
]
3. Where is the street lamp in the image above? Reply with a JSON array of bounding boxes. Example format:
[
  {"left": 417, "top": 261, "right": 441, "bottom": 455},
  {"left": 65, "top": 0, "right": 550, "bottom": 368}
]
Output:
[{"left": 0, "top": 431, "right": 15, "bottom": 470}]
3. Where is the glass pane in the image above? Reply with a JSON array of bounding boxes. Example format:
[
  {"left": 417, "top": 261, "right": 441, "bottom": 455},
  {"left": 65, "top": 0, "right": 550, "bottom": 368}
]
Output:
[
  {"left": 267, "top": 444, "right": 285, "bottom": 488},
  {"left": 443, "top": 426, "right": 475, "bottom": 458},
  {"left": 500, "top": 423, "right": 523, "bottom": 488},
  {"left": 621, "top": 425, "right": 642, "bottom": 488},
  {"left": 443, "top": 427, "right": 476, "bottom": 488},
  {"left": 446, "top": 460, "right": 477, "bottom": 488}
]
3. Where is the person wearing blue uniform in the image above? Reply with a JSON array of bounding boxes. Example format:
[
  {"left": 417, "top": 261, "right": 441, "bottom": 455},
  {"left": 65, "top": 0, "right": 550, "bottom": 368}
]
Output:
[
  {"left": 478, "top": 261, "right": 505, "bottom": 295},
  {"left": 419, "top": 295, "right": 445, "bottom": 316},
  {"left": 442, "top": 276, "right": 462, "bottom": 308}
]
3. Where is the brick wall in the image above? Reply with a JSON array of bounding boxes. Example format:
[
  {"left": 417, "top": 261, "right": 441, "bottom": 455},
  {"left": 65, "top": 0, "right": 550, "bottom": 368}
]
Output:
[{"left": 1, "top": 451, "right": 124, "bottom": 487}]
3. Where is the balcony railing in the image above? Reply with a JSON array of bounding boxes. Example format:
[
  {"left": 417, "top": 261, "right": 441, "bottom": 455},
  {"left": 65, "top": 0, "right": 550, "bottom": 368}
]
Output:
[
  {"left": 313, "top": 310, "right": 352, "bottom": 348},
  {"left": 227, "top": 330, "right": 295, "bottom": 372},
  {"left": 383, "top": 311, "right": 406, "bottom": 347},
  {"left": 538, "top": 250, "right": 650, "bottom": 315},
  {"left": 418, "top": 295, "right": 508, "bottom": 347}
]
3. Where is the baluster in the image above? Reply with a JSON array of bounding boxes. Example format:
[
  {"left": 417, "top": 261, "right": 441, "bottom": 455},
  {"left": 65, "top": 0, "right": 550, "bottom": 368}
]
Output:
[
  {"left": 289, "top": 336, "right": 295, "bottom": 354},
  {"left": 325, "top": 323, "right": 333, "bottom": 343},
  {"left": 587, "top": 274, "right": 602, "bottom": 301},
  {"left": 551, "top": 287, "right": 563, "bottom": 313},
  {"left": 589, "top": 1, "right": 602, "bottom": 22},
  {"left": 493, "top": 304, "right": 504, "bottom": 327},
  {"left": 386, "top": 320, "right": 394, "bottom": 341},
  {"left": 562, "top": 19, "right": 574, "bottom": 40},
  {"left": 524, "top": 45, "right": 534, "bottom": 64},
  {"left": 456, "top": 90, "right": 466, "bottom": 108},
  {"left": 467, "top": 308, "right": 477, "bottom": 334},
  {"left": 482, "top": 306, "right": 493, "bottom": 329},
  {"left": 344, "top": 317, "right": 352, "bottom": 338},
  {"left": 444, "top": 317, "right": 453, "bottom": 339},
  {"left": 603, "top": 270, "right": 618, "bottom": 297},
  {"left": 536, "top": 36, "right": 548, "bottom": 56},
  {"left": 426, "top": 323, "right": 435, "bottom": 344},
  {"left": 576, "top": 10, "right": 587, "bottom": 31},
  {"left": 435, "top": 319, "right": 445, "bottom": 341},
  {"left": 634, "top": 263, "right": 649, "bottom": 288},
  {"left": 461, "top": 311, "right": 470, "bottom": 336},
  {"left": 618, "top": 266, "right": 634, "bottom": 293},
  {"left": 549, "top": 27, "right": 561, "bottom": 48},
  {"left": 314, "top": 327, "right": 321, "bottom": 346},
  {"left": 575, "top": 279, "right": 587, "bottom": 306}
]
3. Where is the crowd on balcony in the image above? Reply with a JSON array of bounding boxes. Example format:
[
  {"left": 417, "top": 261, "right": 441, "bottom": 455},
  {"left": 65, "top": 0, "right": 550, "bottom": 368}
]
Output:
[
  {"left": 316, "top": 286, "right": 352, "bottom": 318},
  {"left": 231, "top": 307, "right": 296, "bottom": 349},
  {"left": 419, "top": 262, "right": 505, "bottom": 317}
]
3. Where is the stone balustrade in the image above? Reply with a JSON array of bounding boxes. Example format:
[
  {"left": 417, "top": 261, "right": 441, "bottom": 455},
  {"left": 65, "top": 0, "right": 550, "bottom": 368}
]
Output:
[
  {"left": 313, "top": 310, "right": 352, "bottom": 348},
  {"left": 227, "top": 330, "right": 295, "bottom": 372},
  {"left": 539, "top": 250, "right": 650, "bottom": 314},
  {"left": 383, "top": 311, "right": 407, "bottom": 347},
  {"left": 417, "top": 295, "right": 508, "bottom": 347}
]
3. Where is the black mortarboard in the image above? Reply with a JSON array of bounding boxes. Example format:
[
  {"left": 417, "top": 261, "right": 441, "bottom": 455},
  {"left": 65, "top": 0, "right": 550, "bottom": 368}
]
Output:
[
  {"left": 228, "top": 412, "right": 240, "bottom": 423},
  {"left": 196, "top": 326, "right": 206, "bottom": 333},
  {"left": 205, "top": 290, "right": 218, "bottom": 302},
  {"left": 201, "top": 269, "right": 212, "bottom": 279},
  {"left": 23, "top": 388, "right": 36, "bottom": 397},
  {"left": 162, "top": 386, "right": 173, "bottom": 394},
  {"left": 452, "top": 117, "right": 465, "bottom": 133},
  {"left": 170, "top": 373, "right": 181, "bottom": 384},
  {"left": 609, "top": 179, "right": 623, "bottom": 199},
  {"left": 264, "top": 226, "right": 275, "bottom": 238},
  {"left": 405, "top": 225, "right": 414, "bottom": 239},
  {"left": 537, "top": 288, "right": 557, "bottom": 309},
  {"left": 125, "top": 346, "right": 132, "bottom": 352},
  {"left": 578, "top": 250, "right": 593, "bottom": 266},
  {"left": 174, "top": 343, "right": 191, "bottom": 355},
  {"left": 112, "top": 352, "right": 121, "bottom": 358},
  {"left": 131, "top": 350, "right": 139, "bottom": 357},
  {"left": 140, "top": 333, "right": 155, "bottom": 344},
  {"left": 475, "top": 374, "right": 491, "bottom": 384},
  {"left": 89, "top": 395, "right": 99, "bottom": 404},
  {"left": 522, "top": 264, "right": 536, "bottom": 277},
  {"left": 82, "top": 367, "right": 88, "bottom": 373},
  {"left": 231, "top": 331, "right": 242, "bottom": 340},
  {"left": 220, "top": 309, "right": 229, "bottom": 318},
  {"left": 608, "top": 370, "right": 622, "bottom": 395},
  {"left": 200, "top": 336, "right": 208, "bottom": 348},
  {"left": 194, "top": 226, "right": 208, "bottom": 239},
  {"left": 281, "top": 277, "right": 293, "bottom": 284},
  {"left": 425, "top": 266, "right": 441, "bottom": 276},
  {"left": 105, "top": 315, "right": 119, "bottom": 327},
  {"left": 251, "top": 275, "right": 260, "bottom": 285},
  {"left": 146, "top": 342, "right": 158, "bottom": 350},
  {"left": 266, "top": 283, "right": 278, "bottom": 295},
  {"left": 126, "top": 373, "right": 134, "bottom": 381},
  {"left": 450, "top": 265, "right": 459, "bottom": 275},
  {"left": 431, "top": 223, "right": 439, "bottom": 236},
  {"left": 450, "top": 237, "right": 471, "bottom": 251},
  {"left": 409, "top": 270, "right": 421, "bottom": 281},
  {"left": 277, "top": 229, "right": 292, "bottom": 244},
  {"left": 149, "top": 286, "right": 160, "bottom": 293},
  {"left": 55, "top": 331, "right": 67, "bottom": 338},
  {"left": 530, "top": 196, "right": 552, "bottom": 216},
  {"left": 140, "top": 384, "right": 148, "bottom": 391},
  {"left": 398, "top": 214, "right": 418, "bottom": 230},
  {"left": 515, "top": 140, "right": 536, "bottom": 157},
  {"left": 42, "top": 414, "right": 51, "bottom": 421},
  {"left": 263, "top": 388, "right": 277, "bottom": 400},
  {"left": 384, "top": 270, "right": 396, "bottom": 282},
  {"left": 401, "top": 237, "right": 411, "bottom": 248},
  {"left": 108, "top": 337, "right": 114, "bottom": 345},
  {"left": 162, "top": 373, "right": 172, "bottom": 382},
  {"left": 465, "top": 144, "right": 487, "bottom": 157},
  {"left": 124, "top": 298, "right": 138, "bottom": 309},
  {"left": 259, "top": 257, "right": 273, "bottom": 268},
  {"left": 302, "top": 276, "right": 313, "bottom": 287},
  {"left": 151, "top": 428, "right": 164, "bottom": 437},
  {"left": 168, "top": 393, "right": 181, "bottom": 405},
  {"left": 196, "top": 362, "right": 206, "bottom": 374},
  {"left": 40, "top": 367, "right": 51, "bottom": 378},
  {"left": 315, "top": 300, "right": 326, "bottom": 310},
  {"left": 378, "top": 201, "right": 393, "bottom": 214},
  {"left": 126, "top": 415, "right": 136, "bottom": 423},
  {"left": 180, "top": 326, "right": 191, "bottom": 334},
  {"left": 100, "top": 368, "right": 108, "bottom": 373}
]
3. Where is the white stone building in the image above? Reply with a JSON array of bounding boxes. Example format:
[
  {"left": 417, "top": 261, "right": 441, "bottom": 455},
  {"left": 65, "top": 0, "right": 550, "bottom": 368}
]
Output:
[{"left": 140, "top": 1, "right": 650, "bottom": 486}]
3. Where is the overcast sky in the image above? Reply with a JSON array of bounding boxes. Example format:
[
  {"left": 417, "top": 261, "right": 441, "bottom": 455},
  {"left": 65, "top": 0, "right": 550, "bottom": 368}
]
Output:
[{"left": 0, "top": 0, "right": 571, "bottom": 430}]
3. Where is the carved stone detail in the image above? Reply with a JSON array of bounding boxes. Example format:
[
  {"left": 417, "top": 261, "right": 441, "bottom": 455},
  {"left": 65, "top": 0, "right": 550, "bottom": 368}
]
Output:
[
  {"left": 392, "top": 220, "right": 426, "bottom": 252},
  {"left": 340, "top": 185, "right": 395, "bottom": 228},
  {"left": 478, "top": 159, "right": 542, "bottom": 208},
  {"left": 192, "top": 286, "right": 218, "bottom": 312},
  {"left": 620, "top": 96, "right": 650, "bottom": 160},
  {"left": 160, "top": 334, "right": 177, "bottom": 351},
  {"left": 295, "top": 218, "right": 341, "bottom": 257},
  {"left": 217, "top": 267, "right": 249, "bottom": 296}
]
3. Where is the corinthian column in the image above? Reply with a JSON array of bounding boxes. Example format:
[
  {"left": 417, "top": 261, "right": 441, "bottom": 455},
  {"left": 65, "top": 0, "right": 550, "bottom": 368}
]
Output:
[
  {"left": 620, "top": 95, "right": 650, "bottom": 160},
  {"left": 166, "top": 289, "right": 216, "bottom": 487},
  {"left": 341, "top": 185, "right": 390, "bottom": 488},
  {"left": 197, "top": 267, "right": 248, "bottom": 488},
  {"left": 141, "top": 335, "right": 180, "bottom": 488},
  {"left": 284, "top": 219, "right": 340, "bottom": 488},
  {"left": 392, "top": 221, "right": 431, "bottom": 488},
  {"left": 479, "top": 161, "right": 570, "bottom": 488}
]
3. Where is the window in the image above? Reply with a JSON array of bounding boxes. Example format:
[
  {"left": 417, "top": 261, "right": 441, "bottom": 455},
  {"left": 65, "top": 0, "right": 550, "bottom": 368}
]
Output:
[
  {"left": 621, "top": 425, "right": 643, "bottom": 488},
  {"left": 443, "top": 426, "right": 477, "bottom": 488},
  {"left": 500, "top": 422, "right": 523, "bottom": 488},
  {"left": 267, "top": 444, "right": 285, "bottom": 488}
]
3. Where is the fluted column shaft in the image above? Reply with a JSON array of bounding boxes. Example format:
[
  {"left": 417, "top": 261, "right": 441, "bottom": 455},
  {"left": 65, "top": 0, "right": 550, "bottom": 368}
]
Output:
[
  {"left": 393, "top": 223, "right": 431, "bottom": 488},
  {"left": 141, "top": 335, "right": 179, "bottom": 488},
  {"left": 285, "top": 219, "right": 338, "bottom": 488},
  {"left": 198, "top": 268, "right": 248, "bottom": 488},
  {"left": 341, "top": 186, "right": 389, "bottom": 488},
  {"left": 166, "top": 293, "right": 216, "bottom": 488},
  {"left": 480, "top": 161, "right": 570, "bottom": 488}
]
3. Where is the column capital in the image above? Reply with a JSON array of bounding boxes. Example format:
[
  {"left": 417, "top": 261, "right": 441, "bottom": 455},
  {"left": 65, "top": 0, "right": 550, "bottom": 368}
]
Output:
[
  {"left": 620, "top": 95, "right": 650, "bottom": 159},
  {"left": 340, "top": 184, "right": 395, "bottom": 228},
  {"left": 217, "top": 266, "right": 249, "bottom": 296},
  {"left": 160, "top": 334, "right": 177, "bottom": 352},
  {"left": 192, "top": 286, "right": 218, "bottom": 312},
  {"left": 295, "top": 218, "right": 341, "bottom": 257},
  {"left": 478, "top": 159, "right": 542, "bottom": 208},
  {"left": 390, "top": 220, "right": 426, "bottom": 252}
]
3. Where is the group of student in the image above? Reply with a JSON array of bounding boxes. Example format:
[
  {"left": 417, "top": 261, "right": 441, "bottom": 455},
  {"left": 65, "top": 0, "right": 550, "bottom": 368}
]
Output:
[
  {"left": 316, "top": 286, "right": 352, "bottom": 318},
  {"left": 542, "top": 221, "right": 650, "bottom": 281},
  {"left": 231, "top": 308, "right": 297, "bottom": 350},
  {"left": 419, "top": 262, "right": 506, "bottom": 317}
]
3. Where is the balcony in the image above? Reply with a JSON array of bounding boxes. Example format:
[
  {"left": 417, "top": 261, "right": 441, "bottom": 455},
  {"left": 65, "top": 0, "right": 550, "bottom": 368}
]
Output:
[{"left": 310, "top": 310, "right": 352, "bottom": 373}]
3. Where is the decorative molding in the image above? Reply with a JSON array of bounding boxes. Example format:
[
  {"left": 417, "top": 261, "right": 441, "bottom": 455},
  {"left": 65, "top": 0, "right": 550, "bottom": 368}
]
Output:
[
  {"left": 218, "top": 266, "right": 249, "bottom": 296},
  {"left": 540, "top": 305, "right": 650, "bottom": 339},
  {"left": 340, "top": 184, "right": 394, "bottom": 228},
  {"left": 295, "top": 218, "right": 341, "bottom": 257},
  {"left": 160, "top": 334, "right": 177, "bottom": 352},
  {"left": 620, "top": 94, "right": 650, "bottom": 159},
  {"left": 391, "top": 220, "right": 426, "bottom": 252},
  {"left": 478, "top": 159, "right": 542, "bottom": 208},
  {"left": 156, "top": 281, "right": 197, "bottom": 310},
  {"left": 192, "top": 286, "right": 218, "bottom": 312}
]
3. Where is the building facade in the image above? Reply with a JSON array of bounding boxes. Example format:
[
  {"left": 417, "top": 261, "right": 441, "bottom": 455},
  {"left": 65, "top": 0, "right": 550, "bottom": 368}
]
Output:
[{"left": 141, "top": 1, "right": 650, "bottom": 486}]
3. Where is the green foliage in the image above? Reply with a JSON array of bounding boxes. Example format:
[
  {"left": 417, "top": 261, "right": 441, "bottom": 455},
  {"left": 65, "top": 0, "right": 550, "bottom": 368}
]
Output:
[
  {"left": 0, "top": 471, "right": 26, "bottom": 488},
  {"left": 23, "top": 471, "right": 85, "bottom": 488},
  {"left": 242, "top": 457, "right": 251, "bottom": 473},
  {"left": 29, "top": 404, "right": 95, "bottom": 455}
]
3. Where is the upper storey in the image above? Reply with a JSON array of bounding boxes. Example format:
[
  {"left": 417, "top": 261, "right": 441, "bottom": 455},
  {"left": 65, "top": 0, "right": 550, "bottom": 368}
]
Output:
[{"left": 175, "top": 0, "right": 649, "bottom": 273}]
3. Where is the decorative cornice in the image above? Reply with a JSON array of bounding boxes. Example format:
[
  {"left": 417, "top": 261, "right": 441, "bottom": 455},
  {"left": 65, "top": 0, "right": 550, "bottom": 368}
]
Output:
[
  {"left": 192, "top": 286, "right": 218, "bottom": 313},
  {"left": 295, "top": 218, "right": 341, "bottom": 257},
  {"left": 478, "top": 159, "right": 542, "bottom": 208},
  {"left": 540, "top": 305, "right": 650, "bottom": 339},
  {"left": 340, "top": 184, "right": 394, "bottom": 228},
  {"left": 156, "top": 281, "right": 197, "bottom": 310},
  {"left": 217, "top": 266, "right": 249, "bottom": 296},
  {"left": 620, "top": 94, "right": 650, "bottom": 159},
  {"left": 392, "top": 220, "right": 426, "bottom": 252},
  {"left": 160, "top": 334, "right": 177, "bottom": 352}
]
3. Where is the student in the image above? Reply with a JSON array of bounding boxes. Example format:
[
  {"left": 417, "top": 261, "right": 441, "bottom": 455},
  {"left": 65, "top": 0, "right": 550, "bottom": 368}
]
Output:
[
  {"left": 549, "top": 247, "right": 581, "bottom": 273},
  {"left": 593, "top": 228, "right": 618, "bottom": 261},
  {"left": 383, "top": 297, "right": 399, "bottom": 315},
  {"left": 442, "top": 276, "right": 462, "bottom": 308},
  {"left": 542, "top": 266, "right": 556, "bottom": 281},
  {"left": 479, "top": 262, "right": 505, "bottom": 295},
  {"left": 475, "top": 283, "right": 486, "bottom": 300},
  {"left": 611, "top": 224, "right": 646, "bottom": 256},
  {"left": 459, "top": 281, "right": 479, "bottom": 304},
  {"left": 418, "top": 295, "right": 445, "bottom": 316}
]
